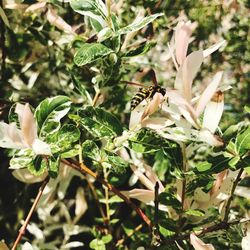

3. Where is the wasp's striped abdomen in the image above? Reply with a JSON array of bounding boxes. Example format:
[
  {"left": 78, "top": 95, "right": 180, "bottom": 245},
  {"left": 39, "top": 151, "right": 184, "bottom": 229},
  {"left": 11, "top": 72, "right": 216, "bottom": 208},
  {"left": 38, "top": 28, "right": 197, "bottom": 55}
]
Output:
[{"left": 130, "top": 86, "right": 166, "bottom": 110}]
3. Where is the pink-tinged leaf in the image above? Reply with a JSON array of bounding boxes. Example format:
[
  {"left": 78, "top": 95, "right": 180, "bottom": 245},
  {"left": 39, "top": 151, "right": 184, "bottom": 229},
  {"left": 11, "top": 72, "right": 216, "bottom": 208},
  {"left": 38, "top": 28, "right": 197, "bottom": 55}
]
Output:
[
  {"left": 210, "top": 170, "right": 227, "bottom": 196},
  {"left": 130, "top": 165, "right": 154, "bottom": 191},
  {"left": 198, "top": 129, "right": 224, "bottom": 147},
  {"left": 12, "top": 169, "right": 48, "bottom": 184},
  {"left": 25, "top": 1, "right": 47, "bottom": 13},
  {"left": 46, "top": 8, "right": 74, "bottom": 33},
  {"left": 175, "top": 21, "right": 196, "bottom": 65},
  {"left": 141, "top": 93, "right": 164, "bottom": 121},
  {"left": 144, "top": 164, "right": 165, "bottom": 192},
  {"left": 196, "top": 71, "right": 223, "bottom": 117},
  {"left": 190, "top": 233, "right": 215, "bottom": 250},
  {"left": 202, "top": 91, "right": 224, "bottom": 133},
  {"left": 0, "top": 122, "right": 25, "bottom": 149},
  {"left": 121, "top": 189, "right": 155, "bottom": 203},
  {"left": 175, "top": 50, "right": 203, "bottom": 101},
  {"left": 203, "top": 40, "right": 226, "bottom": 58},
  {"left": 16, "top": 103, "right": 37, "bottom": 147}
]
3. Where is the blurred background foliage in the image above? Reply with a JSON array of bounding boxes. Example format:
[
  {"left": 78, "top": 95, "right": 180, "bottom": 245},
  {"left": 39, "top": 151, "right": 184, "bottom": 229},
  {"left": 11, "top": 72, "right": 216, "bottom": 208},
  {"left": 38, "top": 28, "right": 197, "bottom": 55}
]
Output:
[{"left": 0, "top": 0, "right": 249, "bottom": 249}]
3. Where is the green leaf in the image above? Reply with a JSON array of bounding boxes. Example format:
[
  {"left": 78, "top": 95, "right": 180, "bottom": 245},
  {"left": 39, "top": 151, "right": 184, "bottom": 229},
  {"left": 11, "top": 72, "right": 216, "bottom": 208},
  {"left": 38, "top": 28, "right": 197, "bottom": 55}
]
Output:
[
  {"left": 196, "top": 162, "right": 212, "bottom": 172},
  {"left": 48, "top": 156, "right": 60, "bottom": 178},
  {"left": 70, "top": 0, "right": 108, "bottom": 27},
  {"left": 185, "top": 209, "right": 205, "bottom": 217},
  {"left": 35, "top": 96, "right": 71, "bottom": 138},
  {"left": 159, "top": 218, "right": 177, "bottom": 233},
  {"left": 158, "top": 192, "right": 181, "bottom": 210},
  {"left": 236, "top": 127, "right": 250, "bottom": 155},
  {"left": 129, "top": 128, "right": 171, "bottom": 153},
  {"left": 9, "top": 149, "right": 34, "bottom": 170},
  {"left": 101, "top": 234, "right": 112, "bottom": 244},
  {"left": 104, "top": 150, "right": 129, "bottom": 173},
  {"left": 72, "top": 107, "right": 122, "bottom": 138},
  {"left": 116, "top": 13, "right": 163, "bottom": 35},
  {"left": 74, "top": 43, "right": 113, "bottom": 66},
  {"left": 82, "top": 140, "right": 100, "bottom": 161},
  {"left": 89, "top": 239, "right": 105, "bottom": 250},
  {"left": 0, "top": 6, "right": 10, "bottom": 28},
  {"left": 244, "top": 105, "right": 250, "bottom": 113},
  {"left": 28, "top": 156, "right": 47, "bottom": 176},
  {"left": 228, "top": 156, "right": 240, "bottom": 168},
  {"left": 122, "top": 41, "right": 156, "bottom": 58},
  {"left": 159, "top": 225, "right": 175, "bottom": 238},
  {"left": 47, "top": 124, "right": 80, "bottom": 155},
  {"left": 61, "top": 144, "right": 81, "bottom": 158}
]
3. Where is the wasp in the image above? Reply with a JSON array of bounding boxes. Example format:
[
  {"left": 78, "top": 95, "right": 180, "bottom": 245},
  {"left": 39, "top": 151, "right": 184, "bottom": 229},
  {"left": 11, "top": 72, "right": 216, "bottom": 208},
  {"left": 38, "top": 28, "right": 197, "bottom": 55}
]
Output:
[
  {"left": 130, "top": 85, "right": 166, "bottom": 110},
  {"left": 122, "top": 69, "right": 166, "bottom": 110}
]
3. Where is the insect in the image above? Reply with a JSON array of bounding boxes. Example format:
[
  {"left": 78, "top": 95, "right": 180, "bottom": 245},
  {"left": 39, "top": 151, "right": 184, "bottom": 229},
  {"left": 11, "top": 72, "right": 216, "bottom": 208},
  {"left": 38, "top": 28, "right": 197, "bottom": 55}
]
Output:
[
  {"left": 121, "top": 69, "right": 166, "bottom": 110},
  {"left": 130, "top": 85, "right": 166, "bottom": 110}
]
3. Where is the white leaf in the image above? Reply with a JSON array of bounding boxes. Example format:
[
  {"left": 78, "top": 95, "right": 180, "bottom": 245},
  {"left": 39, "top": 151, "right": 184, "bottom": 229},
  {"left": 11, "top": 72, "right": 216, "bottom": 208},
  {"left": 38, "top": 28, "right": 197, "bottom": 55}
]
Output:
[
  {"left": 32, "top": 139, "right": 51, "bottom": 155},
  {"left": 12, "top": 169, "right": 47, "bottom": 184},
  {"left": 129, "top": 100, "right": 147, "bottom": 130},
  {"left": 0, "top": 122, "right": 25, "bottom": 149},
  {"left": 61, "top": 242, "right": 84, "bottom": 249},
  {"left": 21, "top": 242, "right": 35, "bottom": 250},
  {"left": 75, "top": 187, "right": 88, "bottom": 217},
  {"left": 242, "top": 222, "right": 250, "bottom": 250},
  {"left": 121, "top": 189, "right": 154, "bottom": 203},
  {"left": 196, "top": 71, "right": 223, "bottom": 117},
  {"left": 203, "top": 40, "right": 226, "bottom": 58},
  {"left": 202, "top": 91, "right": 224, "bottom": 133},
  {"left": 198, "top": 129, "right": 224, "bottom": 147}
]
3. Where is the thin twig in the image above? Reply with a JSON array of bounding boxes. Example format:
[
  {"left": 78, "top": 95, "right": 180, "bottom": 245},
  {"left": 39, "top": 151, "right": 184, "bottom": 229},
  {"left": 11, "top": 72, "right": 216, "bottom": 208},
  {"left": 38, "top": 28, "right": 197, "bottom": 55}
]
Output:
[
  {"left": 116, "top": 224, "right": 143, "bottom": 247},
  {"left": 11, "top": 177, "right": 49, "bottom": 250},
  {"left": 223, "top": 168, "right": 244, "bottom": 222},
  {"left": 62, "top": 159, "right": 152, "bottom": 227}
]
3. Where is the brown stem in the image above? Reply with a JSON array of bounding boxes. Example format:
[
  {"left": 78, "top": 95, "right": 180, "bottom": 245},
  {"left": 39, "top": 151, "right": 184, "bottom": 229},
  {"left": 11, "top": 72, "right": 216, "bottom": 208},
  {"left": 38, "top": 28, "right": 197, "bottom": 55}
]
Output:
[
  {"left": 223, "top": 168, "right": 244, "bottom": 222},
  {"left": 11, "top": 177, "right": 49, "bottom": 250},
  {"left": 87, "top": 178, "right": 108, "bottom": 225},
  {"left": 0, "top": 0, "right": 6, "bottom": 81},
  {"left": 62, "top": 159, "right": 152, "bottom": 227}
]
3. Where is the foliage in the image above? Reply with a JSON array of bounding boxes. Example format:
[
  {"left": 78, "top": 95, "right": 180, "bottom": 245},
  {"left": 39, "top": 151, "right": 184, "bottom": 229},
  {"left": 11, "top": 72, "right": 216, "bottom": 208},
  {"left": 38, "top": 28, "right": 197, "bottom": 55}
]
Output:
[{"left": 0, "top": 1, "right": 249, "bottom": 250}]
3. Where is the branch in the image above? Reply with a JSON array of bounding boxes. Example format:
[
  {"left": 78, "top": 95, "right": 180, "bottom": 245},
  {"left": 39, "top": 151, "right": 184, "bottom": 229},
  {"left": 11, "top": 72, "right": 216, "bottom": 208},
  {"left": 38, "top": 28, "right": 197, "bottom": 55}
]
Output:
[
  {"left": 61, "top": 159, "right": 152, "bottom": 227},
  {"left": 11, "top": 177, "right": 49, "bottom": 250},
  {"left": 223, "top": 168, "right": 244, "bottom": 222},
  {"left": 162, "top": 218, "right": 250, "bottom": 245}
]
